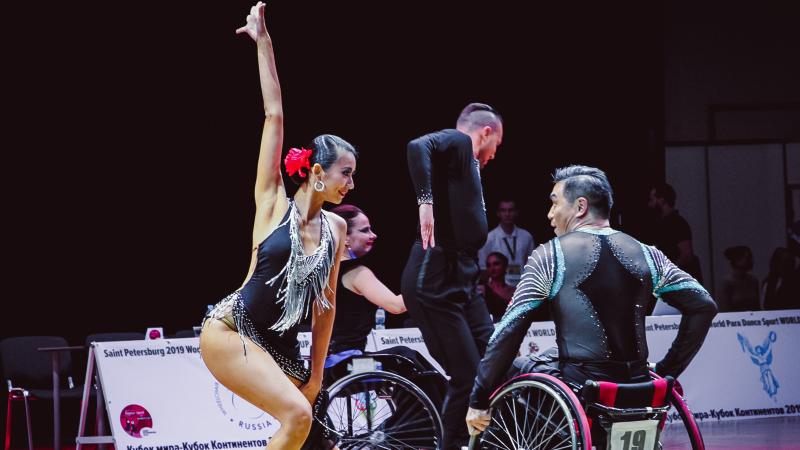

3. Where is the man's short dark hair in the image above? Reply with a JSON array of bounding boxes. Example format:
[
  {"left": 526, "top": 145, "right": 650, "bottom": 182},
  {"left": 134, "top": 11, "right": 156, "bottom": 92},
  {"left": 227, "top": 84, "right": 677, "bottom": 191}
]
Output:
[
  {"left": 652, "top": 182, "right": 676, "bottom": 207},
  {"left": 552, "top": 165, "right": 614, "bottom": 219},
  {"left": 457, "top": 103, "right": 503, "bottom": 132}
]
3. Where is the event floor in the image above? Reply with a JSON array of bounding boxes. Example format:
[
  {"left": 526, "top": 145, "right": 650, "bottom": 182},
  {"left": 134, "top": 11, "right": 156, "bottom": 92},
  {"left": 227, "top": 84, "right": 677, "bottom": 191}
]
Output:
[{"left": 659, "top": 415, "right": 800, "bottom": 449}]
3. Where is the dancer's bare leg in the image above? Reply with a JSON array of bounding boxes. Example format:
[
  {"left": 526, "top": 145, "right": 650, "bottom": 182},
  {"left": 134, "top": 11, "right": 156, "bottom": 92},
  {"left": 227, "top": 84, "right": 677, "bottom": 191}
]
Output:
[{"left": 200, "top": 320, "right": 311, "bottom": 450}]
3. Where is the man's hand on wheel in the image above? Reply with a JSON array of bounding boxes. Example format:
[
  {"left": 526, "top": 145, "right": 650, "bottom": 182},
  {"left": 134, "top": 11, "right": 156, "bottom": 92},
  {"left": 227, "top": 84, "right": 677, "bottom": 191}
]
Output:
[{"left": 466, "top": 407, "right": 491, "bottom": 435}]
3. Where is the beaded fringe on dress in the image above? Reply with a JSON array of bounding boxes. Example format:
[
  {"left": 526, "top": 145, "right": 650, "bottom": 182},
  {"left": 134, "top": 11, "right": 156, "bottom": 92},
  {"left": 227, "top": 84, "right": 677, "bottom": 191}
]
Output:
[{"left": 267, "top": 201, "right": 335, "bottom": 333}]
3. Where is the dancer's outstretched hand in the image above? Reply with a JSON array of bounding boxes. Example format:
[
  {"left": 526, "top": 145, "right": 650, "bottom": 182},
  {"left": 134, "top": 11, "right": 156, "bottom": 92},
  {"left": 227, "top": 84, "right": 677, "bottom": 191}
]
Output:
[
  {"left": 419, "top": 203, "right": 436, "bottom": 249},
  {"left": 236, "top": 2, "right": 268, "bottom": 42}
]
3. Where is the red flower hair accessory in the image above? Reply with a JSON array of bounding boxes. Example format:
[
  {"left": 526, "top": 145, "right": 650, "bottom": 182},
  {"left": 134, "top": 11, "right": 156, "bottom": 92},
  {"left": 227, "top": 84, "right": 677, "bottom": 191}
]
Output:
[{"left": 284, "top": 147, "right": 312, "bottom": 178}]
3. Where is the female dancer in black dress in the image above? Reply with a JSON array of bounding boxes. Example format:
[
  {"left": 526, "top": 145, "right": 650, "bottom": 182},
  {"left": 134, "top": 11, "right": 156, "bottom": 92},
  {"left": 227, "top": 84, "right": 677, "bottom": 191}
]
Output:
[{"left": 199, "top": 3, "right": 355, "bottom": 449}]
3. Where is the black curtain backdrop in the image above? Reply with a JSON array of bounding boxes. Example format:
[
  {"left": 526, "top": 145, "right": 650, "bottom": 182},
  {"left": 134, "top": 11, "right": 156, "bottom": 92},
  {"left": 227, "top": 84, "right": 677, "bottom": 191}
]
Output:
[{"left": 6, "top": 1, "right": 663, "bottom": 344}]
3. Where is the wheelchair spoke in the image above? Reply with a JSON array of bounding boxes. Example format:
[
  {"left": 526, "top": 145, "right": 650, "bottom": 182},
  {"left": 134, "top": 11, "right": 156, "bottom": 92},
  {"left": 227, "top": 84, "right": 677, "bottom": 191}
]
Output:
[
  {"left": 511, "top": 389, "right": 522, "bottom": 446},
  {"left": 381, "top": 415, "right": 435, "bottom": 434},
  {"left": 528, "top": 389, "right": 556, "bottom": 446},
  {"left": 338, "top": 429, "right": 436, "bottom": 450},
  {"left": 512, "top": 393, "right": 536, "bottom": 449},
  {"left": 382, "top": 430, "right": 432, "bottom": 449},
  {"left": 482, "top": 426, "right": 515, "bottom": 450},
  {"left": 538, "top": 395, "right": 566, "bottom": 448},
  {"left": 524, "top": 401, "right": 546, "bottom": 446},
  {"left": 550, "top": 442, "right": 574, "bottom": 450},
  {"left": 528, "top": 386, "right": 550, "bottom": 445},
  {"left": 498, "top": 398, "right": 520, "bottom": 445},
  {"left": 519, "top": 389, "right": 534, "bottom": 445}
]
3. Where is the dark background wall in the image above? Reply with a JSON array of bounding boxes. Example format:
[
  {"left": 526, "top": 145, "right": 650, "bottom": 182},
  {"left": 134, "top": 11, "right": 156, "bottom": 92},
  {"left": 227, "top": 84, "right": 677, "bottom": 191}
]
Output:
[
  {"left": 665, "top": 2, "right": 800, "bottom": 141},
  {"left": 7, "top": 1, "right": 663, "bottom": 345}
]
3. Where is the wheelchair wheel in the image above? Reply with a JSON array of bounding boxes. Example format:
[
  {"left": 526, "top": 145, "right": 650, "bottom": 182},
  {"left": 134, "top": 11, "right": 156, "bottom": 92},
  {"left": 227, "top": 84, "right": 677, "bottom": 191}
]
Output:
[
  {"left": 669, "top": 387, "right": 705, "bottom": 450},
  {"left": 324, "top": 370, "right": 442, "bottom": 449},
  {"left": 649, "top": 372, "right": 704, "bottom": 450},
  {"left": 469, "top": 373, "right": 592, "bottom": 450}
]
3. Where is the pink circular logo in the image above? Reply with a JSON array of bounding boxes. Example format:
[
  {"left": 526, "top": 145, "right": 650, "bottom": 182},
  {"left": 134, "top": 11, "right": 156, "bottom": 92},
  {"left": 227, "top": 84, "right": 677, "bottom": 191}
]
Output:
[
  {"left": 120, "top": 404, "right": 153, "bottom": 438},
  {"left": 148, "top": 329, "right": 162, "bottom": 339}
]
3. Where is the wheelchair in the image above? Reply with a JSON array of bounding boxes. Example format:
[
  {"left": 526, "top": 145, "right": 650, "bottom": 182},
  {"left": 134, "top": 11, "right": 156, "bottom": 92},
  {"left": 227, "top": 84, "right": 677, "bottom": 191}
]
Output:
[
  {"left": 468, "top": 368, "right": 705, "bottom": 450},
  {"left": 319, "top": 347, "right": 448, "bottom": 449}
]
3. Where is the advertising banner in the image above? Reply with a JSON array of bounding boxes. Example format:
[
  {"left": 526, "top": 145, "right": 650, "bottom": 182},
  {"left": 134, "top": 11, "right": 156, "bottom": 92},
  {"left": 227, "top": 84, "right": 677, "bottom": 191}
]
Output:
[
  {"left": 646, "top": 310, "right": 800, "bottom": 423},
  {"left": 371, "top": 327, "right": 447, "bottom": 376},
  {"left": 94, "top": 339, "right": 278, "bottom": 448},
  {"left": 93, "top": 310, "right": 800, "bottom": 445}
]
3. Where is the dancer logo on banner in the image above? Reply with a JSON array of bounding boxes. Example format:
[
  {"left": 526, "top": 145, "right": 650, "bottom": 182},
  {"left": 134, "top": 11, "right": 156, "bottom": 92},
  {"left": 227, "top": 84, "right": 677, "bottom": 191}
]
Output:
[{"left": 737, "top": 331, "right": 780, "bottom": 399}]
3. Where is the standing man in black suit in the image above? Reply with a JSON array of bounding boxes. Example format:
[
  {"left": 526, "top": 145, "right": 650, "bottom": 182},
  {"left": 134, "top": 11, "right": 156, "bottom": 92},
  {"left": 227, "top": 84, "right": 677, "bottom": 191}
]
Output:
[{"left": 401, "top": 103, "right": 504, "bottom": 450}]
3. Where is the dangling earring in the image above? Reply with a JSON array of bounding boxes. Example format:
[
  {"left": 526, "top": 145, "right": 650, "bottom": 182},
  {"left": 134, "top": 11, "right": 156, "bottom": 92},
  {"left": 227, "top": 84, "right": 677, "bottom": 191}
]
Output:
[
  {"left": 346, "top": 244, "right": 357, "bottom": 259},
  {"left": 314, "top": 180, "right": 325, "bottom": 192}
]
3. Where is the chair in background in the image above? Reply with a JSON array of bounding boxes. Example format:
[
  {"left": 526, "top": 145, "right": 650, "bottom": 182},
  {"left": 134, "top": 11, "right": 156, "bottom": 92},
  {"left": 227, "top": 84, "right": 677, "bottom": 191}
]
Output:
[
  {"left": 1, "top": 336, "right": 83, "bottom": 450},
  {"left": 84, "top": 332, "right": 145, "bottom": 347},
  {"left": 171, "top": 329, "right": 198, "bottom": 338}
]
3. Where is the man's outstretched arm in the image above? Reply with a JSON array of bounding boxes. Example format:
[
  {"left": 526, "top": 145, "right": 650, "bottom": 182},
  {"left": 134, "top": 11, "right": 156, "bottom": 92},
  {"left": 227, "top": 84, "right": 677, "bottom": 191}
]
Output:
[{"left": 469, "top": 241, "right": 558, "bottom": 410}]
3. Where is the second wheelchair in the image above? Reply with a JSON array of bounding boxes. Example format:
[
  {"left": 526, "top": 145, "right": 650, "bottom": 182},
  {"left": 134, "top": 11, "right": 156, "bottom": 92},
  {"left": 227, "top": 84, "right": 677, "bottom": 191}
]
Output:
[{"left": 319, "top": 347, "right": 448, "bottom": 450}]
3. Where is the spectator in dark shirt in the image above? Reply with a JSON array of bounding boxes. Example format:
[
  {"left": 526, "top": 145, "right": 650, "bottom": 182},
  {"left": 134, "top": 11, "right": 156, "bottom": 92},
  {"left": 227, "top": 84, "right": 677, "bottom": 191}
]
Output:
[{"left": 648, "top": 182, "right": 703, "bottom": 283}]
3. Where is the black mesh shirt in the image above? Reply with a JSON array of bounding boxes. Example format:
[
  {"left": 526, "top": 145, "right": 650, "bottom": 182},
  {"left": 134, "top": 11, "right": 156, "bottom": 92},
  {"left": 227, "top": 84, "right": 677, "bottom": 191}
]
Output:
[{"left": 469, "top": 227, "right": 718, "bottom": 409}]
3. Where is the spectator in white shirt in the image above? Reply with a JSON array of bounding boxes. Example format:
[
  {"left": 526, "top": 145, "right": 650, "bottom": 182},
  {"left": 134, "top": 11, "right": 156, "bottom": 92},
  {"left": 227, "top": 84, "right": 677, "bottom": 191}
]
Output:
[{"left": 478, "top": 200, "right": 535, "bottom": 286}]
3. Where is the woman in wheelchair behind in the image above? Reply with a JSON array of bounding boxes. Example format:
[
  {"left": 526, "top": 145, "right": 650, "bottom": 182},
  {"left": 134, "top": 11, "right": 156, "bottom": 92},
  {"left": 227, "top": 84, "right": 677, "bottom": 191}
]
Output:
[
  {"left": 317, "top": 205, "right": 446, "bottom": 449},
  {"left": 467, "top": 166, "right": 717, "bottom": 449},
  {"left": 323, "top": 205, "right": 444, "bottom": 391},
  {"left": 325, "top": 205, "right": 405, "bottom": 357}
]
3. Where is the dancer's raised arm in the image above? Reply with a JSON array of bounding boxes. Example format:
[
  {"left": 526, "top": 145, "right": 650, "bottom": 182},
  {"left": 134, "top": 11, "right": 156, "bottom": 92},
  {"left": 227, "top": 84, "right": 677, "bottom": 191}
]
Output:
[{"left": 237, "top": 2, "right": 286, "bottom": 210}]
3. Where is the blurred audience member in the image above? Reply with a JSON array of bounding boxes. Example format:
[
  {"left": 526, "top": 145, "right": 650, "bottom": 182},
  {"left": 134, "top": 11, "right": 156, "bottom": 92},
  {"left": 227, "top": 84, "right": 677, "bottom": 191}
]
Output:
[
  {"left": 478, "top": 252, "right": 515, "bottom": 322},
  {"left": 718, "top": 245, "right": 760, "bottom": 312},
  {"left": 763, "top": 248, "right": 800, "bottom": 311},
  {"left": 478, "top": 200, "right": 535, "bottom": 286}
]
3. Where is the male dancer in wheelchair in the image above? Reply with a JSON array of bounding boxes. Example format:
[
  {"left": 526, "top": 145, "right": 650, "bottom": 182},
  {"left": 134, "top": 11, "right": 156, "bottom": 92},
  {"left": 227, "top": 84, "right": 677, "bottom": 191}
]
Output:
[{"left": 467, "top": 165, "right": 718, "bottom": 437}]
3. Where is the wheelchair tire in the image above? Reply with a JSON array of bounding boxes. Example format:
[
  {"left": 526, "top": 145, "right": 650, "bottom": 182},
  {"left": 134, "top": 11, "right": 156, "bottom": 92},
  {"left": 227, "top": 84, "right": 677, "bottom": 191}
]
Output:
[
  {"left": 669, "top": 387, "right": 705, "bottom": 450},
  {"left": 323, "top": 370, "right": 443, "bottom": 449},
  {"left": 650, "top": 371, "right": 705, "bottom": 450},
  {"left": 469, "top": 373, "right": 592, "bottom": 450}
]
